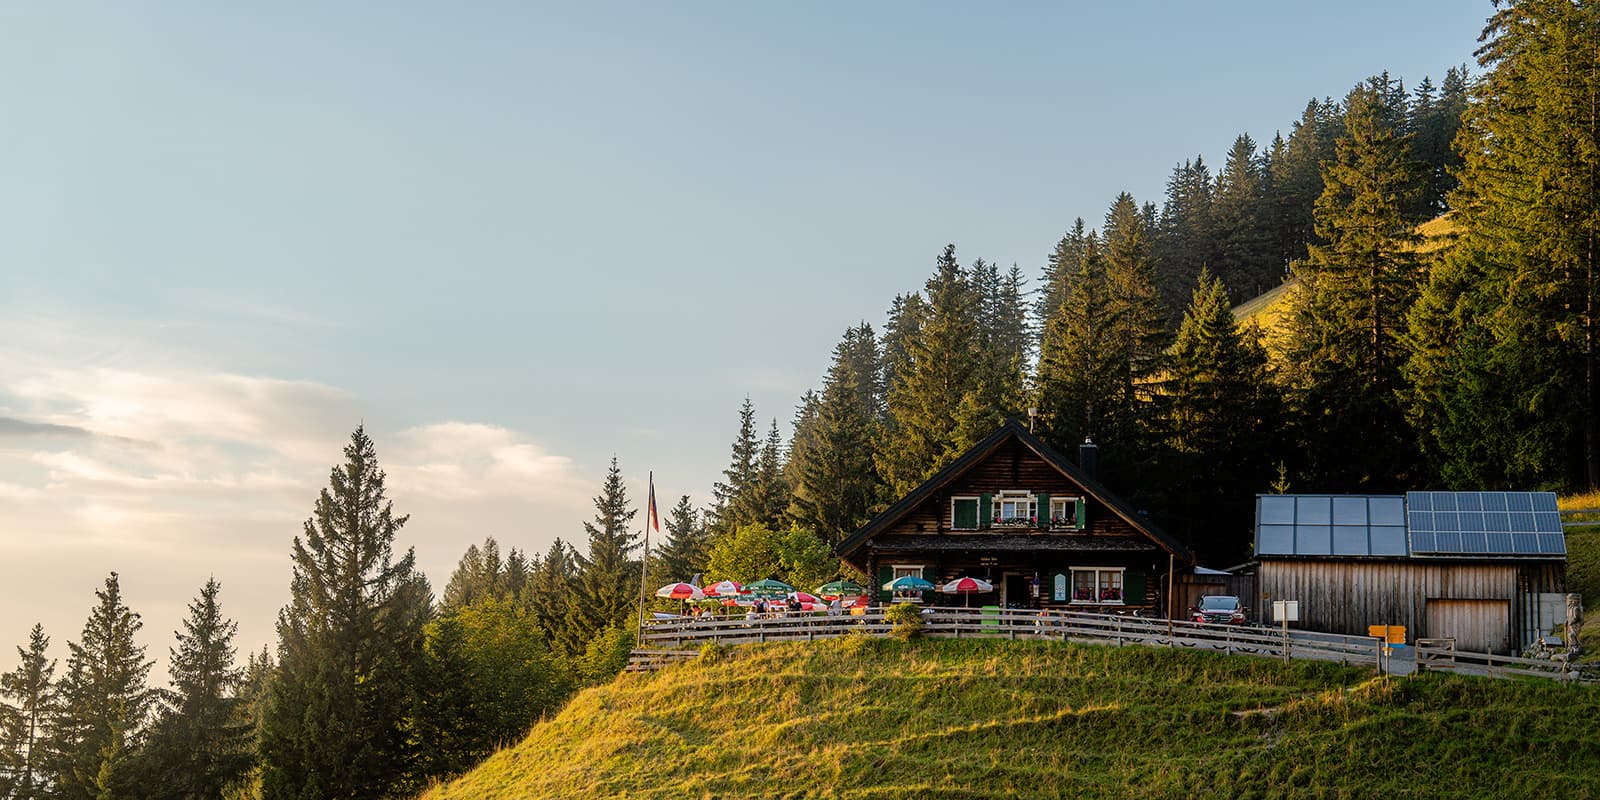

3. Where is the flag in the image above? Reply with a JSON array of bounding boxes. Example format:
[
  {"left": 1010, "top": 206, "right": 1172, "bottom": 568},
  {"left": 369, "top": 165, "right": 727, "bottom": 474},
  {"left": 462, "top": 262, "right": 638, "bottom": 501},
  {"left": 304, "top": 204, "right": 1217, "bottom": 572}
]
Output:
[{"left": 647, "top": 472, "right": 660, "bottom": 533}]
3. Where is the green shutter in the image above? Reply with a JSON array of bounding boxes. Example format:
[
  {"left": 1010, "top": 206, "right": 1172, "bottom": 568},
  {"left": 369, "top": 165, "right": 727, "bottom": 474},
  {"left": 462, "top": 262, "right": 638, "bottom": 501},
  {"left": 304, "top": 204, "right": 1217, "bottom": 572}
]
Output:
[
  {"left": 1123, "top": 570, "right": 1146, "bottom": 605},
  {"left": 878, "top": 566, "right": 894, "bottom": 603},
  {"left": 1074, "top": 498, "right": 1086, "bottom": 529},
  {"left": 1036, "top": 492, "right": 1050, "bottom": 529},
  {"left": 978, "top": 493, "right": 992, "bottom": 529},
  {"left": 952, "top": 498, "right": 978, "bottom": 530}
]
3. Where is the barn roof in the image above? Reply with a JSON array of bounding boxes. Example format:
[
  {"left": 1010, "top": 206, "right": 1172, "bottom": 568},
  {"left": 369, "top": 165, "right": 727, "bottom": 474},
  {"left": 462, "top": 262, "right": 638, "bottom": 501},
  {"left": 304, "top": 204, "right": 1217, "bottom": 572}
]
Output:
[{"left": 1254, "top": 491, "right": 1566, "bottom": 561}]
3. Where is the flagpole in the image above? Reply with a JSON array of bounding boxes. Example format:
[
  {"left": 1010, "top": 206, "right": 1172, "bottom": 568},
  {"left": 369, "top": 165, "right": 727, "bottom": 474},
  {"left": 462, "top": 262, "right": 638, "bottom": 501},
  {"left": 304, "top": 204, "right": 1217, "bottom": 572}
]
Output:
[{"left": 636, "top": 471, "right": 654, "bottom": 645}]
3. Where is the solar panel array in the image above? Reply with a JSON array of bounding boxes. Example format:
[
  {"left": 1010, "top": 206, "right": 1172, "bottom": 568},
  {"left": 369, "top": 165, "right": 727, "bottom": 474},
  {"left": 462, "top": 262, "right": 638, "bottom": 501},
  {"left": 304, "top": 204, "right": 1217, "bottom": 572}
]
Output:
[
  {"left": 1255, "top": 495, "right": 1408, "bottom": 557},
  {"left": 1405, "top": 491, "right": 1565, "bottom": 556}
]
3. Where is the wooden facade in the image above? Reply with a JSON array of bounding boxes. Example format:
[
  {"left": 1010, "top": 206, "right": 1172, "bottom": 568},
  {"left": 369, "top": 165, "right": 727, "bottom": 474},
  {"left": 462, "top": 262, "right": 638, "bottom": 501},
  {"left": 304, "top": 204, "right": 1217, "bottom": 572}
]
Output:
[
  {"left": 836, "top": 421, "right": 1192, "bottom": 614},
  {"left": 1256, "top": 560, "right": 1565, "bottom": 654}
]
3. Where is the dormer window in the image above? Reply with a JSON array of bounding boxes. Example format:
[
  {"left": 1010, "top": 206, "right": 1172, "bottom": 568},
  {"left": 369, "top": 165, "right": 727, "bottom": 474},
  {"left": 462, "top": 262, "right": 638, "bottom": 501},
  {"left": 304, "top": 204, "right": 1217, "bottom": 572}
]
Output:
[{"left": 1050, "top": 497, "right": 1087, "bottom": 530}]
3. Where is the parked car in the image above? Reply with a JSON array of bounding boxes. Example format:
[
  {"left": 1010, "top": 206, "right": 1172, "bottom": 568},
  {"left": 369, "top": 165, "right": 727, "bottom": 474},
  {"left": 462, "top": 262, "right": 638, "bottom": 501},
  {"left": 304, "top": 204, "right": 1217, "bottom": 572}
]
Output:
[{"left": 1190, "top": 595, "right": 1249, "bottom": 625}]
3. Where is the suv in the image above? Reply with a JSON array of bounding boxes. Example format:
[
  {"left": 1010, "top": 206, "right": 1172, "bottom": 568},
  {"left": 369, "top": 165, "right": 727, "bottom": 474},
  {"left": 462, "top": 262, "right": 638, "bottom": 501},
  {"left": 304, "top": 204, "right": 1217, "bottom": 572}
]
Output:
[{"left": 1191, "top": 595, "right": 1249, "bottom": 625}]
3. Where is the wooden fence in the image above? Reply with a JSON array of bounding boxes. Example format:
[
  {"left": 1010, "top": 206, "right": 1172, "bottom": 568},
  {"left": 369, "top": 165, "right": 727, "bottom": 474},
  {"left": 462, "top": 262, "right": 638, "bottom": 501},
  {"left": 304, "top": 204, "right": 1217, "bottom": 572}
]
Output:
[
  {"left": 629, "top": 606, "right": 1594, "bottom": 683},
  {"left": 629, "top": 607, "right": 1385, "bottom": 673}
]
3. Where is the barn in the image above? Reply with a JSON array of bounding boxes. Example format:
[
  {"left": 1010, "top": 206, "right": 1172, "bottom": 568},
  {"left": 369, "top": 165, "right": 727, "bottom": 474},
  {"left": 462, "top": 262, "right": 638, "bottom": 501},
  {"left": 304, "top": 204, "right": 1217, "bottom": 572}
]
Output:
[{"left": 1253, "top": 492, "right": 1568, "bottom": 654}]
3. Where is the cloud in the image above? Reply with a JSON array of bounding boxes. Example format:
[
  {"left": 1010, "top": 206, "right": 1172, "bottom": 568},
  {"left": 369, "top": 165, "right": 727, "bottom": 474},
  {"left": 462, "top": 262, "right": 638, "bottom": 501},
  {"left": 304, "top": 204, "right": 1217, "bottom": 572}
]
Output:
[{"left": 387, "top": 422, "right": 590, "bottom": 504}]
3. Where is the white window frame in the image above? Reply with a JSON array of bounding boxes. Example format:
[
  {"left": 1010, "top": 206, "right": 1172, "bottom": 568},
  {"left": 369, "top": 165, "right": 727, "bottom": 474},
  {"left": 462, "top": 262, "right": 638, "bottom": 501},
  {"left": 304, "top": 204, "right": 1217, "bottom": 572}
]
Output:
[
  {"left": 950, "top": 496, "right": 980, "bottom": 530},
  {"left": 992, "top": 490, "right": 1037, "bottom": 527},
  {"left": 1049, "top": 496, "right": 1084, "bottom": 529},
  {"left": 1068, "top": 567, "right": 1125, "bottom": 605}
]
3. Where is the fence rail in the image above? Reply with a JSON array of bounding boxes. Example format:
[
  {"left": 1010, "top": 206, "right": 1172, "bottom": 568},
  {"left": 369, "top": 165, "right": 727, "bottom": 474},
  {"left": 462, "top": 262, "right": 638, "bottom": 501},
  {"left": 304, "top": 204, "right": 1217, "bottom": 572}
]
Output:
[{"left": 1414, "top": 642, "right": 1587, "bottom": 682}]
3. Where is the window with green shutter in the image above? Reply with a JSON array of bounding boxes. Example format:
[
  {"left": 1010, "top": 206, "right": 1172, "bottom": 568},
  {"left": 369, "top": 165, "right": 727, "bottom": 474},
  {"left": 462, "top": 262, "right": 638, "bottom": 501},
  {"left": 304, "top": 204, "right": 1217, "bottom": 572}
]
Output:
[
  {"left": 951, "top": 497, "right": 979, "bottom": 530},
  {"left": 978, "top": 493, "right": 992, "bottom": 529},
  {"left": 1123, "top": 570, "right": 1146, "bottom": 605},
  {"left": 1036, "top": 492, "right": 1051, "bottom": 529},
  {"left": 1075, "top": 498, "right": 1087, "bottom": 529}
]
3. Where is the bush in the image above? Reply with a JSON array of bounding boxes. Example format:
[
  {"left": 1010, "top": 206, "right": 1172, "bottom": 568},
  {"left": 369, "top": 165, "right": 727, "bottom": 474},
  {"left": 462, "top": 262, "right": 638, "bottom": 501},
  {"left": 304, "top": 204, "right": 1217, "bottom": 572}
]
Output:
[
  {"left": 884, "top": 602, "right": 924, "bottom": 640},
  {"left": 698, "top": 641, "right": 728, "bottom": 665}
]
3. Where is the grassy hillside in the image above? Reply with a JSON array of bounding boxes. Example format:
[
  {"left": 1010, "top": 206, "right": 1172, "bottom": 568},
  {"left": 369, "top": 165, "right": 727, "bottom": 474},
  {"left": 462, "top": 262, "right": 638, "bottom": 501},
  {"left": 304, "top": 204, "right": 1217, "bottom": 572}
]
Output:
[
  {"left": 1562, "top": 490, "right": 1600, "bottom": 658},
  {"left": 422, "top": 638, "right": 1600, "bottom": 799}
]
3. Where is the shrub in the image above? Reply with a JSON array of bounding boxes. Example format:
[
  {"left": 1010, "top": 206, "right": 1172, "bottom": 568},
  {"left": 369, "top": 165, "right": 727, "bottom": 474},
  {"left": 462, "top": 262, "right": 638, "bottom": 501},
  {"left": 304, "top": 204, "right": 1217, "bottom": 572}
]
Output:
[{"left": 884, "top": 602, "right": 924, "bottom": 640}]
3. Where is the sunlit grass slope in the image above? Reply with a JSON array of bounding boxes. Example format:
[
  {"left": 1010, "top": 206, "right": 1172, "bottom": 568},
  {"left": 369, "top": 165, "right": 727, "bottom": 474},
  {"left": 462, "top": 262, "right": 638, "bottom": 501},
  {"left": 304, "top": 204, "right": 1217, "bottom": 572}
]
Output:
[{"left": 422, "top": 638, "right": 1600, "bottom": 800}]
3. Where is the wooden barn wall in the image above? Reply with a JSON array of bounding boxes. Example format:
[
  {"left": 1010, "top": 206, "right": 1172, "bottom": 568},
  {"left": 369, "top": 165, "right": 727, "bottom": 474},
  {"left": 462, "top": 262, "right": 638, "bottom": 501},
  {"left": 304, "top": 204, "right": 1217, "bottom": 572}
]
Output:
[
  {"left": 1257, "top": 560, "right": 1565, "bottom": 653},
  {"left": 882, "top": 439, "right": 1140, "bottom": 537}
]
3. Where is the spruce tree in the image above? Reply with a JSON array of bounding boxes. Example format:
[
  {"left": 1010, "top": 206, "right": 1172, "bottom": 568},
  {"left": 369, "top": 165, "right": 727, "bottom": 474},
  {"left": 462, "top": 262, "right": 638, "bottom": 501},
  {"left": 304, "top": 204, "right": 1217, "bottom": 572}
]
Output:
[
  {"left": 45, "top": 573, "right": 154, "bottom": 800},
  {"left": 878, "top": 244, "right": 981, "bottom": 495},
  {"left": 1036, "top": 220, "right": 1090, "bottom": 341},
  {"left": 1103, "top": 192, "right": 1169, "bottom": 459},
  {"left": 789, "top": 324, "right": 885, "bottom": 545},
  {"left": 1407, "top": 0, "right": 1600, "bottom": 491},
  {"left": 1036, "top": 234, "right": 1125, "bottom": 459},
  {"left": 0, "top": 624, "right": 54, "bottom": 800},
  {"left": 441, "top": 538, "right": 516, "bottom": 612},
  {"left": 649, "top": 496, "right": 709, "bottom": 586},
  {"left": 749, "top": 420, "right": 790, "bottom": 530},
  {"left": 260, "top": 426, "right": 432, "bottom": 800},
  {"left": 1266, "top": 98, "right": 1342, "bottom": 272},
  {"left": 1284, "top": 82, "right": 1424, "bottom": 489},
  {"left": 880, "top": 293, "right": 928, "bottom": 400},
  {"left": 564, "top": 458, "right": 640, "bottom": 650},
  {"left": 1154, "top": 157, "right": 1217, "bottom": 317},
  {"left": 526, "top": 539, "right": 576, "bottom": 654},
  {"left": 1158, "top": 269, "right": 1281, "bottom": 561},
  {"left": 140, "top": 578, "right": 251, "bottom": 800},
  {"left": 708, "top": 399, "right": 761, "bottom": 535},
  {"left": 1213, "top": 134, "right": 1277, "bottom": 301}
]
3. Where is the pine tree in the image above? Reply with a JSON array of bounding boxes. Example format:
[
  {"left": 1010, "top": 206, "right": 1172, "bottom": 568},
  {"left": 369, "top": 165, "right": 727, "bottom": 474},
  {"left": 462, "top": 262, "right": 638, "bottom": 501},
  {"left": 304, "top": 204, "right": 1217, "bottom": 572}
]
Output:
[
  {"left": 880, "top": 293, "right": 928, "bottom": 400},
  {"left": 565, "top": 458, "right": 640, "bottom": 650},
  {"left": 749, "top": 420, "right": 790, "bottom": 530},
  {"left": 878, "top": 244, "right": 982, "bottom": 495},
  {"left": 526, "top": 539, "right": 576, "bottom": 654},
  {"left": 1103, "top": 192, "right": 1169, "bottom": 456},
  {"left": 441, "top": 538, "right": 518, "bottom": 612},
  {"left": 1158, "top": 269, "right": 1281, "bottom": 561},
  {"left": 0, "top": 624, "right": 54, "bottom": 800},
  {"left": 1284, "top": 82, "right": 1424, "bottom": 489},
  {"left": 1036, "top": 220, "right": 1090, "bottom": 341},
  {"left": 708, "top": 399, "right": 761, "bottom": 535},
  {"left": 789, "top": 324, "right": 885, "bottom": 545},
  {"left": 1266, "top": 98, "right": 1342, "bottom": 272},
  {"left": 1408, "top": 1, "right": 1600, "bottom": 490},
  {"left": 1036, "top": 234, "right": 1125, "bottom": 458},
  {"left": 260, "top": 427, "right": 432, "bottom": 800},
  {"left": 649, "top": 496, "right": 710, "bottom": 586},
  {"left": 1154, "top": 157, "right": 1217, "bottom": 317},
  {"left": 44, "top": 573, "right": 154, "bottom": 800},
  {"left": 139, "top": 579, "right": 251, "bottom": 800},
  {"left": 1213, "top": 134, "right": 1277, "bottom": 301}
]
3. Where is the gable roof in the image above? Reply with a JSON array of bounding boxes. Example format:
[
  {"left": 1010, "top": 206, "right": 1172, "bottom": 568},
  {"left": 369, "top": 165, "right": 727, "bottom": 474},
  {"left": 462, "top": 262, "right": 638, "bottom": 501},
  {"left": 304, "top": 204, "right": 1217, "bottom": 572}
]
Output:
[{"left": 835, "top": 419, "right": 1191, "bottom": 564}]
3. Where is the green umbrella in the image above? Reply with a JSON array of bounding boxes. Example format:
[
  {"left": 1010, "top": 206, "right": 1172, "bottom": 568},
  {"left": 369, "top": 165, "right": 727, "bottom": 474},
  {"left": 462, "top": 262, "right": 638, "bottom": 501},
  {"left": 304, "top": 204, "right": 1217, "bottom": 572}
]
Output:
[
  {"left": 881, "top": 575, "right": 935, "bottom": 591},
  {"left": 815, "top": 579, "right": 866, "bottom": 598},
  {"left": 747, "top": 578, "right": 796, "bottom": 597}
]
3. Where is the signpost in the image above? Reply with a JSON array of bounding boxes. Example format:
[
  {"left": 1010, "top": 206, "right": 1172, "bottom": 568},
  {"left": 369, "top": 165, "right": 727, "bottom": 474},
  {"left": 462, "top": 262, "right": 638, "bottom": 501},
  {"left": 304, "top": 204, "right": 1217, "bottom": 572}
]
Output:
[{"left": 1273, "top": 600, "right": 1300, "bottom": 663}]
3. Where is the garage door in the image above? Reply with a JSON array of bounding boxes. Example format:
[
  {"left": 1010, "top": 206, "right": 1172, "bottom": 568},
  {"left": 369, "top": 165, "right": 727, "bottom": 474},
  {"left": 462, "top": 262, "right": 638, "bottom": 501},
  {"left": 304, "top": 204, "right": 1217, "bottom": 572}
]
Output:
[{"left": 1426, "top": 599, "right": 1510, "bottom": 654}]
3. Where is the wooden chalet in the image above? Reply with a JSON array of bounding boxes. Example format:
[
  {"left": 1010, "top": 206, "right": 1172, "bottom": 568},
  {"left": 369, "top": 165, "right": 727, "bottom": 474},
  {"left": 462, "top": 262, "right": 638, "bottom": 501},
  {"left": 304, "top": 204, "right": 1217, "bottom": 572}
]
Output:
[{"left": 836, "top": 420, "right": 1192, "bottom": 614}]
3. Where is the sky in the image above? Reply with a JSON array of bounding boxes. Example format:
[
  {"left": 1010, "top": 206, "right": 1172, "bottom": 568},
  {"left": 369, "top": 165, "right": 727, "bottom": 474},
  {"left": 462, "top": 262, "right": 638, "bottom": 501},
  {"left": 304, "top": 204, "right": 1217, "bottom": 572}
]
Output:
[{"left": 0, "top": 2, "right": 1492, "bottom": 680}]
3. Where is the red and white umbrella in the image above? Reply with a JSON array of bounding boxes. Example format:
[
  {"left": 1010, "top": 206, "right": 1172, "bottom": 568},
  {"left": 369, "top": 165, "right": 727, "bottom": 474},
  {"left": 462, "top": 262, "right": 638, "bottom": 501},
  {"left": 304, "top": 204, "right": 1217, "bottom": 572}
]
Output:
[
  {"left": 704, "top": 579, "right": 744, "bottom": 597},
  {"left": 788, "top": 591, "right": 825, "bottom": 605},
  {"left": 654, "top": 582, "right": 704, "bottom": 601},
  {"left": 940, "top": 577, "right": 994, "bottom": 594}
]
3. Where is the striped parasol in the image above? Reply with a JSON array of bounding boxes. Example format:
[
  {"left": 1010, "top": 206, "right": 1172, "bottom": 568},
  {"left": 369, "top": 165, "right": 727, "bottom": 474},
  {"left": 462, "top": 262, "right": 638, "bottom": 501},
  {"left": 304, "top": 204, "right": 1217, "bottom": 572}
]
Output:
[
  {"left": 654, "top": 582, "right": 704, "bottom": 601},
  {"left": 703, "top": 579, "right": 744, "bottom": 597}
]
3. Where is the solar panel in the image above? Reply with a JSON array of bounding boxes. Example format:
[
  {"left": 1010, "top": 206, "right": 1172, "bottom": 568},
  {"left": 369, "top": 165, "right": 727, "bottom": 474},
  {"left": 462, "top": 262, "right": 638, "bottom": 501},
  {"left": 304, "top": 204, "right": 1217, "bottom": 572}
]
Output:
[
  {"left": 1404, "top": 492, "right": 1565, "bottom": 556},
  {"left": 1256, "top": 495, "right": 1410, "bottom": 557}
]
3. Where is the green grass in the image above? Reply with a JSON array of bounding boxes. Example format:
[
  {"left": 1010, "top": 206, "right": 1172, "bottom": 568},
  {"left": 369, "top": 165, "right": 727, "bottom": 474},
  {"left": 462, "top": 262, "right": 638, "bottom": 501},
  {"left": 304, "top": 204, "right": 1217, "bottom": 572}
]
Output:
[
  {"left": 1561, "top": 491, "right": 1600, "bottom": 662},
  {"left": 421, "top": 638, "right": 1600, "bottom": 799}
]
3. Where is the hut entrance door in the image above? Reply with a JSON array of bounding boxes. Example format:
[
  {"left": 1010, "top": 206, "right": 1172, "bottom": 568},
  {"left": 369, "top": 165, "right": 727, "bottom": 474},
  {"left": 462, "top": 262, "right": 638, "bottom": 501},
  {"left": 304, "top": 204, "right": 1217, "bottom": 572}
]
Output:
[
  {"left": 1426, "top": 598, "right": 1510, "bottom": 654},
  {"left": 1002, "top": 574, "right": 1031, "bottom": 609}
]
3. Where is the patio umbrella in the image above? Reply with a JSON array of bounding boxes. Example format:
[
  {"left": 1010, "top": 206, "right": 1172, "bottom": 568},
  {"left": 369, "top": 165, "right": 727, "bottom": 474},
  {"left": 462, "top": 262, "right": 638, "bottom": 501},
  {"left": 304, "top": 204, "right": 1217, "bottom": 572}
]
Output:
[
  {"left": 939, "top": 577, "right": 994, "bottom": 594},
  {"left": 654, "top": 582, "right": 704, "bottom": 601},
  {"left": 788, "top": 591, "right": 825, "bottom": 605},
  {"left": 815, "top": 580, "right": 866, "bottom": 599},
  {"left": 704, "top": 579, "right": 743, "bottom": 597},
  {"left": 882, "top": 575, "right": 935, "bottom": 603},
  {"left": 939, "top": 576, "right": 994, "bottom": 607},
  {"left": 747, "top": 578, "right": 796, "bottom": 597}
]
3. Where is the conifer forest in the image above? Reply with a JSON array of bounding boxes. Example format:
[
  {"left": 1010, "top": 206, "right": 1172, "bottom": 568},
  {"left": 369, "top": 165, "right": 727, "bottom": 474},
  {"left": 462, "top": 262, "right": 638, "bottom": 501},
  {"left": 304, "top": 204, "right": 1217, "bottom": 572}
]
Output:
[{"left": 2, "top": 2, "right": 1597, "bottom": 797}]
